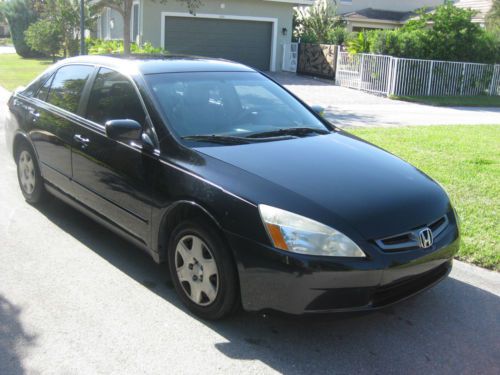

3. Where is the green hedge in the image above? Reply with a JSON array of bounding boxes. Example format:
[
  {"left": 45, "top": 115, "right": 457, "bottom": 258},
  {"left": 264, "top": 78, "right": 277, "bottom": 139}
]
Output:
[{"left": 86, "top": 38, "right": 166, "bottom": 55}]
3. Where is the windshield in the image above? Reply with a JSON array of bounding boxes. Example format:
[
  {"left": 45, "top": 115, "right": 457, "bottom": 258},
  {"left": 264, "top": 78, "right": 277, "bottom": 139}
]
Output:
[{"left": 145, "top": 72, "right": 329, "bottom": 140}]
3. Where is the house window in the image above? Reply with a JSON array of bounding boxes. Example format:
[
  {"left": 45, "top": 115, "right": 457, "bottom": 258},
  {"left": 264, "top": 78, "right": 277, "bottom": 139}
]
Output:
[
  {"left": 132, "top": 2, "right": 139, "bottom": 43},
  {"left": 100, "top": 11, "right": 108, "bottom": 39},
  {"left": 352, "top": 26, "right": 382, "bottom": 32}
]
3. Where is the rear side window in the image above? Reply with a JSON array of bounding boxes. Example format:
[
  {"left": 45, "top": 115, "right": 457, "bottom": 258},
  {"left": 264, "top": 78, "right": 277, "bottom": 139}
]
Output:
[
  {"left": 86, "top": 67, "right": 145, "bottom": 126},
  {"left": 36, "top": 75, "right": 54, "bottom": 102},
  {"left": 46, "top": 65, "right": 94, "bottom": 113}
]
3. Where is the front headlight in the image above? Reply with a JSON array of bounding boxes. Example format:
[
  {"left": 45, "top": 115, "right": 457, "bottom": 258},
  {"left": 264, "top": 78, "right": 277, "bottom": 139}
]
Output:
[{"left": 259, "top": 205, "right": 366, "bottom": 257}]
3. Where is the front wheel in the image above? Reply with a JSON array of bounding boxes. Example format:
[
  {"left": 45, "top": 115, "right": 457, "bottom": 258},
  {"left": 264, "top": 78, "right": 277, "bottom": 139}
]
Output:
[
  {"left": 168, "top": 220, "right": 239, "bottom": 320},
  {"left": 16, "top": 144, "right": 46, "bottom": 204}
]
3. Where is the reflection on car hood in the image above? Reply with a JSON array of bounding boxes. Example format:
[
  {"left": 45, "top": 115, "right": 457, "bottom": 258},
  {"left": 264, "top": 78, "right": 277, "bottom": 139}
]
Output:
[{"left": 194, "top": 132, "right": 450, "bottom": 239}]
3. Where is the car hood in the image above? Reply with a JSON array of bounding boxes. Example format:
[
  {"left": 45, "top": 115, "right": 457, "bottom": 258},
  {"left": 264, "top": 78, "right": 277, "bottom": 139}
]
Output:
[{"left": 194, "top": 132, "right": 450, "bottom": 240}]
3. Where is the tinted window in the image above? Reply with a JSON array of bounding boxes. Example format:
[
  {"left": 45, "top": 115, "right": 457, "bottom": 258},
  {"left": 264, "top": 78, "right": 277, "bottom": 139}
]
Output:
[
  {"left": 36, "top": 75, "right": 54, "bottom": 102},
  {"left": 86, "top": 68, "right": 146, "bottom": 126},
  {"left": 46, "top": 65, "right": 94, "bottom": 113},
  {"left": 145, "top": 72, "right": 327, "bottom": 138}
]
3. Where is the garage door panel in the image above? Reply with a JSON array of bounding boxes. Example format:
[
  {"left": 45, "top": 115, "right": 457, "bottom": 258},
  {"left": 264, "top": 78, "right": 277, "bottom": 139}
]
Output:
[{"left": 164, "top": 16, "right": 272, "bottom": 71}]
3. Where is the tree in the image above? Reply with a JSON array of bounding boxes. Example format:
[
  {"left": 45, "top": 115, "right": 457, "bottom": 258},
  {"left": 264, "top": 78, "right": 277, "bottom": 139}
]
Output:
[
  {"left": 0, "top": 0, "right": 40, "bottom": 57},
  {"left": 293, "top": 0, "right": 344, "bottom": 44},
  {"left": 347, "top": 2, "right": 499, "bottom": 63},
  {"left": 42, "top": 0, "right": 95, "bottom": 57},
  {"left": 423, "top": 1, "right": 482, "bottom": 62},
  {"left": 24, "top": 19, "right": 61, "bottom": 61},
  {"left": 22, "top": 0, "right": 94, "bottom": 58},
  {"left": 93, "top": 0, "right": 202, "bottom": 55}
]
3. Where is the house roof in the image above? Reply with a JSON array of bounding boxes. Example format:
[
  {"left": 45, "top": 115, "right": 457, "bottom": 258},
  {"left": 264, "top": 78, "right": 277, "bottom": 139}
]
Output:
[
  {"left": 454, "top": 0, "right": 493, "bottom": 23},
  {"left": 342, "top": 8, "right": 416, "bottom": 23}
]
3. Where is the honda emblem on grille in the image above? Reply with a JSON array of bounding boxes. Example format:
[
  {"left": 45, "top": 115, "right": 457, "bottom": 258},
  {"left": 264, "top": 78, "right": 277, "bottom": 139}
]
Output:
[{"left": 418, "top": 228, "right": 433, "bottom": 248}]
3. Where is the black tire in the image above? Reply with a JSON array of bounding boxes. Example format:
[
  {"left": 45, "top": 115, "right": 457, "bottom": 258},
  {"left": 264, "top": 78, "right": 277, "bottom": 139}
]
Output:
[
  {"left": 16, "top": 142, "right": 46, "bottom": 204},
  {"left": 168, "top": 219, "right": 239, "bottom": 320}
]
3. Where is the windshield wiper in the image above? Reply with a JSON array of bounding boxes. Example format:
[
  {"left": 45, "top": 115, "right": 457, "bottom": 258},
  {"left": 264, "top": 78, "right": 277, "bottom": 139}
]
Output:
[
  {"left": 182, "top": 135, "right": 254, "bottom": 145},
  {"left": 246, "top": 127, "right": 330, "bottom": 139}
]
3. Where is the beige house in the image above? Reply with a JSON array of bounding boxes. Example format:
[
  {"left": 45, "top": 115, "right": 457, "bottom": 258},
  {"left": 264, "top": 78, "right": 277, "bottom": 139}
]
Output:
[
  {"left": 95, "top": 0, "right": 315, "bottom": 72},
  {"left": 454, "top": 0, "right": 493, "bottom": 25},
  {"left": 339, "top": 0, "right": 493, "bottom": 31}
]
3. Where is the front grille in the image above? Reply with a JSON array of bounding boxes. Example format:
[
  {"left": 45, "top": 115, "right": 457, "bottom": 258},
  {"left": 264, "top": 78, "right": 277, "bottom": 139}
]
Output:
[
  {"left": 375, "top": 214, "right": 449, "bottom": 252},
  {"left": 372, "top": 262, "right": 450, "bottom": 307}
]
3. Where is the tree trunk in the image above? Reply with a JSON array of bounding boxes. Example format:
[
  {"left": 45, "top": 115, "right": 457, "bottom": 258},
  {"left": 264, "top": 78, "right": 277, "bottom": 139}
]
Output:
[{"left": 123, "top": 1, "right": 132, "bottom": 55}]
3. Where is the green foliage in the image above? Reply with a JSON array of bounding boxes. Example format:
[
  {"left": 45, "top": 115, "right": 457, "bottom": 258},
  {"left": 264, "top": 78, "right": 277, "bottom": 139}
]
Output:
[
  {"left": 294, "top": 0, "right": 346, "bottom": 44},
  {"left": 86, "top": 38, "right": 166, "bottom": 55},
  {"left": 24, "top": 19, "right": 61, "bottom": 61},
  {"left": 39, "top": 0, "right": 95, "bottom": 57},
  {"left": 5, "top": 0, "right": 95, "bottom": 59},
  {"left": 347, "top": 3, "right": 500, "bottom": 63},
  {"left": 346, "top": 31, "right": 369, "bottom": 54},
  {"left": 0, "top": 0, "right": 40, "bottom": 57}
]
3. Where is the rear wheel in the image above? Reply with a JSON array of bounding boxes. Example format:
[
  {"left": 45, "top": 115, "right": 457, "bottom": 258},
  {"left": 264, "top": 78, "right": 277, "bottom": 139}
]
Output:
[
  {"left": 168, "top": 220, "right": 239, "bottom": 320},
  {"left": 16, "top": 144, "right": 46, "bottom": 204}
]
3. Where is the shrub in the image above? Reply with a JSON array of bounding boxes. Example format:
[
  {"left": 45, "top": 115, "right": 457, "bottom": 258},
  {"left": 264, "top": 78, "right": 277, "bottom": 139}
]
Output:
[
  {"left": 24, "top": 19, "right": 61, "bottom": 61},
  {"left": 86, "top": 38, "right": 166, "bottom": 55},
  {"left": 1, "top": 0, "right": 40, "bottom": 58},
  {"left": 347, "top": 2, "right": 500, "bottom": 64},
  {"left": 294, "top": 0, "right": 346, "bottom": 44}
]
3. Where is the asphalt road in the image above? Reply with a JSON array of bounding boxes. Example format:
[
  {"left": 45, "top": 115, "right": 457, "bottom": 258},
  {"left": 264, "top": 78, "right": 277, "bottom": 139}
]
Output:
[{"left": 1, "top": 91, "right": 500, "bottom": 375}]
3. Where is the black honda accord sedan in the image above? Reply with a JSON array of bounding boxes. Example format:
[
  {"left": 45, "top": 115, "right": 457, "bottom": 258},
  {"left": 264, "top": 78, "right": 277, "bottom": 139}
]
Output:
[{"left": 5, "top": 55, "right": 459, "bottom": 319}]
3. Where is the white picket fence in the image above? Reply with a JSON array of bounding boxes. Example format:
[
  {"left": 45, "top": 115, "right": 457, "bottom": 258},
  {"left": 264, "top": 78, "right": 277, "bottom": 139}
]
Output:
[{"left": 336, "top": 52, "right": 500, "bottom": 97}]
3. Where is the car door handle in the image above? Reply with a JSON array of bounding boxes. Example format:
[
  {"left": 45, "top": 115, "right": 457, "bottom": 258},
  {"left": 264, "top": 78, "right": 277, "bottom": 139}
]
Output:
[
  {"left": 74, "top": 134, "right": 90, "bottom": 148},
  {"left": 29, "top": 109, "right": 40, "bottom": 121}
]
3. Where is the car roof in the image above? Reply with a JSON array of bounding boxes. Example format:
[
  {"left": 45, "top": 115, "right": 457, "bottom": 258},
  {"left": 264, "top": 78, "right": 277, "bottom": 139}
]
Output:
[{"left": 61, "top": 54, "right": 257, "bottom": 75}]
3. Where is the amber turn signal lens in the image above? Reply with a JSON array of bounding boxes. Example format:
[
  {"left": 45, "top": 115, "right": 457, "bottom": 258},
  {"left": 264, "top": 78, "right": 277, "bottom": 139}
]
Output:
[{"left": 266, "top": 223, "right": 289, "bottom": 251}]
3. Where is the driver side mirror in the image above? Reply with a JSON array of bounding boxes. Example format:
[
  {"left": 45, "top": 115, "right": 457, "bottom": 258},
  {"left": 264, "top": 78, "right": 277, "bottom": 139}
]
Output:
[
  {"left": 105, "top": 119, "right": 142, "bottom": 143},
  {"left": 311, "top": 105, "right": 325, "bottom": 117}
]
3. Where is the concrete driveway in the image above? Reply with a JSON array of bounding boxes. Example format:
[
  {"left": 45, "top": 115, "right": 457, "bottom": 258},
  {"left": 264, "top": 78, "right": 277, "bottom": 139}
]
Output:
[
  {"left": 271, "top": 73, "right": 500, "bottom": 128},
  {"left": 1, "top": 89, "right": 500, "bottom": 374}
]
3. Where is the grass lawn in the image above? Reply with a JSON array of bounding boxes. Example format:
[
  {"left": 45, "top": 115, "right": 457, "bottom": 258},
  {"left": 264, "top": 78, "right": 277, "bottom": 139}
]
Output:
[
  {"left": 391, "top": 95, "right": 500, "bottom": 107},
  {"left": 0, "top": 53, "right": 53, "bottom": 91},
  {"left": 351, "top": 125, "right": 499, "bottom": 271}
]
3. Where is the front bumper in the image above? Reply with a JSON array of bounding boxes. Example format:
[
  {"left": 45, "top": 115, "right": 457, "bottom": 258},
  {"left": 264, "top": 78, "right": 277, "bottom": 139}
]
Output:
[{"left": 226, "top": 221, "right": 459, "bottom": 315}]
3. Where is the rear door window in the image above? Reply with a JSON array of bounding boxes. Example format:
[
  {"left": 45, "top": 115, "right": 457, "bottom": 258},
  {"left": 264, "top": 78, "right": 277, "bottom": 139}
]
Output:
[
  {"left": 36, "top": 75, "right": 54, "bottom": 102},
  {"left": 85, "top": 67, "right": 146, "bottom": 126},
  {"left": 46, "top": 65, "right": 94, "bottom": 113}
]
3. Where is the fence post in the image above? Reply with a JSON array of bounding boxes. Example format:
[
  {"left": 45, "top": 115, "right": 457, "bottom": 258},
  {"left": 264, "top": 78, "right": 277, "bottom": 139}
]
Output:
[
  {"left": 460, "top": 63, "right": 466, "bottom": 96},
  {"left": 335, "top": 45, "right": 341, "bottom": 85},
  {"left": 386, "top": 57, "right": 393, "bottom": 96},
  {"left": 427, "top": 60, "right": 434, "bottom": 96},
  {"left": 390, "top": 58, "right": 399, "bottom": 96},
  {"left": 358, "top": 54, "right": 365, "bottom": 90}
]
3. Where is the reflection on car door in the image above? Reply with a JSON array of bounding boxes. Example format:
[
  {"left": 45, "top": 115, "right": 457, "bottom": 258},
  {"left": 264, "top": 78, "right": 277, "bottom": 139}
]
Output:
[
  {"left": 29, "top": 65, "right": 94, "bottom": 193},
  {"left": 71, "top": 67, "right": 154, "bottom": 245}
]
